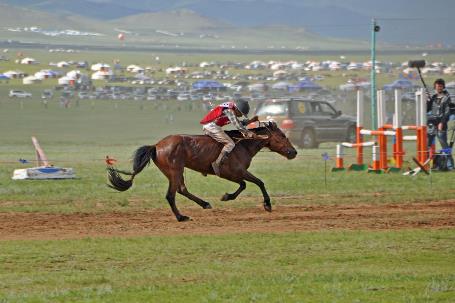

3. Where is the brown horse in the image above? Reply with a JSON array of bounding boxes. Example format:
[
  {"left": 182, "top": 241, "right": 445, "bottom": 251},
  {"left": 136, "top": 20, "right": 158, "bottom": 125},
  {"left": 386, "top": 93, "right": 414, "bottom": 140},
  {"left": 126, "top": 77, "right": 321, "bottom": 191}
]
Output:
[{"left": 107, "top": 121, "right": 297, "bottom": 221}]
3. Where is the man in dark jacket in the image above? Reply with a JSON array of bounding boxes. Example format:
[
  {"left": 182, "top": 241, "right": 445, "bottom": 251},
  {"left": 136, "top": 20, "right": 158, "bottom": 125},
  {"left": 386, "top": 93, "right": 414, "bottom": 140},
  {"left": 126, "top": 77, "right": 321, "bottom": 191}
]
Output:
[{"left": 427, "top": 78, "right": 452, "bottom": 150}]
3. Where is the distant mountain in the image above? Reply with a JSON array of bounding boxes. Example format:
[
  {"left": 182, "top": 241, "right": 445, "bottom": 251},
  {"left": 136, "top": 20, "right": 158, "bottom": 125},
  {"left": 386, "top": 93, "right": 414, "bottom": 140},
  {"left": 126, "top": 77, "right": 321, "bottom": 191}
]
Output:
[
  {"left": 0, "top": 3, "right": 110, "bottom": 31},
  {"left": 2, "top": 0, "right": 454, "bottom": 44},
  {"left": 1, "top": 0, "right": 143, "bottom": 20},
  {"left": 111, "top": 9, "right": 230, "bottom": 32},
  {"left": 1, "top": 0, "right": 452, "bottom": 49},
  {"left": 0, "top": 3, "right": 366, "bottom": 50}
]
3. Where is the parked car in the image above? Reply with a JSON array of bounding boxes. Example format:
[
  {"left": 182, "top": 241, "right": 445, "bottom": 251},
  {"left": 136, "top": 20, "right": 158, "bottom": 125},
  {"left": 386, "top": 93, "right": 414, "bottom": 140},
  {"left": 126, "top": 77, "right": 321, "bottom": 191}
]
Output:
[
  {"left": 78, "top": 92, "right": 90, "bottom": 99},
  {"left": 177, "top": 93, "right": 190, "bottom": 101},
  {"left": 41, "top": 89, "right": 53, "bottom": 99},
  {"left": 9, "top": 90, "right": 32, "bottom": 98},
  {"left": 254, "top": 98, "right": 356, "bottom": 148},
  {"left": 146, "top": 94, "right": 157, "bottom": 101}
]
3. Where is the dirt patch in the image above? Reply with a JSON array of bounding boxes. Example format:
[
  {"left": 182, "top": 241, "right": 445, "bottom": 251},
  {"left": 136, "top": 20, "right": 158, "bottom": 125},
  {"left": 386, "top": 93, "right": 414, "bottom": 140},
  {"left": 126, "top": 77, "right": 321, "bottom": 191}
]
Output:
[{"left": 0, "top": 200, "right": 454, "bottom": 240}]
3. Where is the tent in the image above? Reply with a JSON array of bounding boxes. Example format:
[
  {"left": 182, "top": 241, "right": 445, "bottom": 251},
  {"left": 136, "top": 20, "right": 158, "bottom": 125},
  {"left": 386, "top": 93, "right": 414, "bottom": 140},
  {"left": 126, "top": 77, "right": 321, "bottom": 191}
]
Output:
[
  {"left": 58, "top": 76, "right": 74, "bottom": 85},
  {"left": 288, "top": 78, "right": 321, "bottom": 92},
  {"left": 339, "top": 80, "right": 370, "bottom": 91},
  {"left": 91, "top": 63, "right": 111, "bottom": 71},
  {"left": 248, "top": 83, "right": 268, "bottom": 92},
  {"left": 20, "top": 57, "right": 36, "bottom": 64},
  {"left": 127, "top": 64, "right": 145, "bottom": 73},
  {"left": 35, "top": 70, "right": 58, "bottom": 80},
  {"left": 383, "top": 79, "right": 416, "bottom": 91},
  {"left": 272, "top": 81, "right": 291, "bottom": 90},
  {"left": 22, "top": 76, "right": 41, "bottom": 85},
  {"left": 57, "top": 61, "right": 69, "bottom": 68},
  {"left": 91, "top": 70, "right": 113, "bottom": 80},
  {"left": 4, "top": 70, "right": 24, "bottom": 78},
  {"left": 192, "top": 80, "right": 225, "bottom": 90}
]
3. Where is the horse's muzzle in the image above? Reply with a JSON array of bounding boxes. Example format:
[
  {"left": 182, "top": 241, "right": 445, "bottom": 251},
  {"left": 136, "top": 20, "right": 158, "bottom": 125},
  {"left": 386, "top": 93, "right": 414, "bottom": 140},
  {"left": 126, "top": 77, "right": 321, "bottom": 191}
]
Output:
[{"left": 286, "top": 149, "right": 297, "bottom": 159}]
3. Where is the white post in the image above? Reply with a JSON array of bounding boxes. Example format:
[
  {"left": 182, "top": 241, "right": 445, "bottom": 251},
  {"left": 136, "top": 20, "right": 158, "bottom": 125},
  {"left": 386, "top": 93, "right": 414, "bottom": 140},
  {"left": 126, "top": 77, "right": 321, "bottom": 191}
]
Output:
[
  {"left": 418, "top": 89, "right": 426, "bottom": 126},
  {"left": 416, "top": 89, "right": 422, "bottom": 127},
  {"left": 394, "top": 89, "right": 402, "bottom": 129},
  {"left": 377, "top": 90, "right": 386, "bottom": 128},
  {"left": 357, "top": 90, "right": 364, "bottom": 128}
]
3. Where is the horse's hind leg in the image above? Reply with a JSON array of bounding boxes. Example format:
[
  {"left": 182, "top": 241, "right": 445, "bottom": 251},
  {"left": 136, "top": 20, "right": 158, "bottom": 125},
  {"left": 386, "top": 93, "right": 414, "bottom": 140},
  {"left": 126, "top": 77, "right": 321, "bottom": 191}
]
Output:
[
  {"left": 166, "top": 181, "right": 190, "bottom": 222},
  {"left": 243, "top": 171, "right": 271, "bottom": 212},
  {"left": 220, "top": 181, "right": 246, "bottom": 201},
  {"left": 177, "top": 176, "right": 212, "bottom": 209}
]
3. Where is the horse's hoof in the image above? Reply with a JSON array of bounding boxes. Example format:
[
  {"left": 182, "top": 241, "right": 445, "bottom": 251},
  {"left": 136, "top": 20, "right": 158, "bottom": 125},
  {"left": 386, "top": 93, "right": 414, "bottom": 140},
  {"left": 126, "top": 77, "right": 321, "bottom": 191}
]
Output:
[
  {"left": 177, "top": 215, "right": 191, "bottom": 222},
  {"left": 203, "top": 203, "right": 212, "bottom": 209},
  {"left": 220, "top": 193, "right": 230, "bottom": 201},
  {"left": 263, "top": 204, "right": 272, "bottom": 212}
]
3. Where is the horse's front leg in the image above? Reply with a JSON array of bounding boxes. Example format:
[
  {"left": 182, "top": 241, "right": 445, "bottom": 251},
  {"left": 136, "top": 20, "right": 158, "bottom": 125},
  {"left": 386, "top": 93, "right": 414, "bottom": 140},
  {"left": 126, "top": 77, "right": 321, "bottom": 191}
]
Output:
[
  {"left": 243, "top": 171, "right": 271, "bottom": 212},
  {"left": 220, "top": 181, "right": 246, "bottom": 201}
]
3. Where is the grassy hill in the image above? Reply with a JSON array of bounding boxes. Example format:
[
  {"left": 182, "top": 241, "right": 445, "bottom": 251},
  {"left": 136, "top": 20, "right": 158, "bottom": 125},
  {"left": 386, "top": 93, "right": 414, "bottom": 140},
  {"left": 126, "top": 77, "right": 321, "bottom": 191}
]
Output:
[
  {"left": 0, "top": 3, "right": 111, "bottom": 31},
  {"left": 111, "top": 9, "right": 229, "bottom": 32},
  {"left": 0, "top": 4, "right": 366, "bottom": 50}
]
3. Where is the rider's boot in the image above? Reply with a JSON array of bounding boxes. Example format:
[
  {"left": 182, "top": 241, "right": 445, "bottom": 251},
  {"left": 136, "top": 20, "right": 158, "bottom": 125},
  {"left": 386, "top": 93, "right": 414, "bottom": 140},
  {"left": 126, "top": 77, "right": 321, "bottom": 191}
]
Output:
[{"left": 212, "top": 151, "right": 228, "bottom": 176}]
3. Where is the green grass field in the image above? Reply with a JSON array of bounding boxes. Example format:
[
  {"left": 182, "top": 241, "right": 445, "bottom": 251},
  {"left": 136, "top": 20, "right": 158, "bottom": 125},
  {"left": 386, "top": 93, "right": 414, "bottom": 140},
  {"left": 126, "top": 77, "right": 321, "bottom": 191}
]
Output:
[
  {"left": 1, "top": 230, "right": 454, "bottom": 303},
  {"left": 1, "top": 49, "right": 455, "bottom": 301},
  {"left": 0, "top": 97, "right": 453, "bottom": 213}
]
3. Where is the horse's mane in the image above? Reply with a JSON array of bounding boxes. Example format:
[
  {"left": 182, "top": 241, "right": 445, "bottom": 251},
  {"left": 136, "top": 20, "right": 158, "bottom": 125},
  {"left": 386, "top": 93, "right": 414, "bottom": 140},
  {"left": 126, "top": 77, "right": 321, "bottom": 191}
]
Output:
[{"left": 225, "top": 126, "right": 269, "bottom": 139}]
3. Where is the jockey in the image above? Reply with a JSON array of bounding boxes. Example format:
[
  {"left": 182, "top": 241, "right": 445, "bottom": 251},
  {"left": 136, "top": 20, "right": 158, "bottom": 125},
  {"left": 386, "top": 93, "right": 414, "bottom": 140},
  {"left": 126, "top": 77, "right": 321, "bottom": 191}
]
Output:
[{"left": 200, "top": 99, "right": 255, "bottom": 176}]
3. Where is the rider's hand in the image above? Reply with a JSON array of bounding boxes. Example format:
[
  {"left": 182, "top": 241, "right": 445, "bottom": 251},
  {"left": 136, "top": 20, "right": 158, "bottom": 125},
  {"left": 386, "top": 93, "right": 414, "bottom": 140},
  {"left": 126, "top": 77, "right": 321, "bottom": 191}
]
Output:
[
  {"left": 438, "top": 122, "right": 443, "bottom": 131},
  {"left": 244, "top": 131, "right": 255, "bottom": 139}
]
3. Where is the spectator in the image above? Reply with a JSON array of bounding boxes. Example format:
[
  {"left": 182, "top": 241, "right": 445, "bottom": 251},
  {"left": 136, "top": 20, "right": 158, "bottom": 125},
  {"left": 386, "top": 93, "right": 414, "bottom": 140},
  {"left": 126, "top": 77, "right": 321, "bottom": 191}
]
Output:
[{"left": 427, "top": 78, "right": 453, "bottom": 168}]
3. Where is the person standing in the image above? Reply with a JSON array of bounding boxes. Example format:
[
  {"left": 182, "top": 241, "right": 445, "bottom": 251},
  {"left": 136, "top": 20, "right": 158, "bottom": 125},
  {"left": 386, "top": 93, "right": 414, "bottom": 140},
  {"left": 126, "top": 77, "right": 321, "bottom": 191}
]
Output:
[{"left": 427, "top": 78, "right": 453, "bottom": 168}]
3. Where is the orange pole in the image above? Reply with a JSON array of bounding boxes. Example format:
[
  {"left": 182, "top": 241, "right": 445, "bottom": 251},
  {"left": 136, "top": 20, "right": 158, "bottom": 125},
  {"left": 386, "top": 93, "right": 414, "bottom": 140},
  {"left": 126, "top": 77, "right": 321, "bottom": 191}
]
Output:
[
  {"left": 382, "top": 124, "right": 394, "bottom": 129},
  {"left": 417, "top": 127, "right": 422, "bottom": 163},
  {"left": 335, "top": 144, "right": 344, "bottom": 169},
  {"left": 418, "top": 126, "right": 428, "bottom": 164},
  {"left": 356, "top": 126, "right": 363, "bottom": 165},
  {"left": 395, "top": 127, "right": 403, "bottom": 168},
  {"left": 379, "top": 128, "right": 388, "bottom": 170},
  {"left": 336, "top": 157, "right": 344, "bottom": 169},
  {"left": 403, "top": 125, "right": 418, "bottom": 130},
  {"left": 421, "top": 126, "right": 428, "bottom": 165},
  {"left": 372, "top": 145, "right": 381, "bottom": 171}
]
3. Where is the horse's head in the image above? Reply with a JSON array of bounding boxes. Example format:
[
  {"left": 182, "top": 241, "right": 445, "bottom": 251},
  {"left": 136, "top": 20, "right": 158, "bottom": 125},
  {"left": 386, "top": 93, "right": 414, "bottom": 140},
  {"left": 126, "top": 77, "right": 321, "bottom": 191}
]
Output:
[{"left": 262, "top": 122, "right": 297, "bottom": 159}]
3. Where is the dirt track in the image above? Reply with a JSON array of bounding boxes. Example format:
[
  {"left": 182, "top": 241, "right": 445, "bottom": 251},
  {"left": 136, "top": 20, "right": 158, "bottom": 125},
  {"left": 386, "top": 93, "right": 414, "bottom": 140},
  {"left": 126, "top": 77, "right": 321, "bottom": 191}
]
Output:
[{"left": 1, "top": 200, "right": 454, "bottom": 240}]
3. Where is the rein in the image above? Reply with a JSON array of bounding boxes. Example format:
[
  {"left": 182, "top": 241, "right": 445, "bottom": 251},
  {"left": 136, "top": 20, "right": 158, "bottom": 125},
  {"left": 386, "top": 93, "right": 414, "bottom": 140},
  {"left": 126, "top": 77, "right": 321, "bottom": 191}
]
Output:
[{"left": 232, "top": 123, "right": 270, "bottom": 142}]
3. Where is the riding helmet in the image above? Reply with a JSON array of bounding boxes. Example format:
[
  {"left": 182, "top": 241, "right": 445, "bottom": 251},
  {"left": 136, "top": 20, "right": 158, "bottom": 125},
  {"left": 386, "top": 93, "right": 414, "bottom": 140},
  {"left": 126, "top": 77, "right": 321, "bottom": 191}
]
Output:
[{"left": 235, "top": 98, "right": 250, "bottom": 116}]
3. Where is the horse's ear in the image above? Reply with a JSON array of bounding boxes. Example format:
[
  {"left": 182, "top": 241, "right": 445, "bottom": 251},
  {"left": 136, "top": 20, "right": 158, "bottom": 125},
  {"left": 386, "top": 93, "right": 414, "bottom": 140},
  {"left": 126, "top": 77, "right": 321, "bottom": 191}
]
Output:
[{"left": 268, "top": 121, "right": 275, "bottom": 129}]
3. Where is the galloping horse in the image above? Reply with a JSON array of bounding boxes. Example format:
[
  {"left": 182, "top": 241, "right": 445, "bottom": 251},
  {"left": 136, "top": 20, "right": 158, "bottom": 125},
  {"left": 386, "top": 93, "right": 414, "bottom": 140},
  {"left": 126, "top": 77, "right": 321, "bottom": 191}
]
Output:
[{"left": 107, "top": 121, "right": 297, "bottom": 221}]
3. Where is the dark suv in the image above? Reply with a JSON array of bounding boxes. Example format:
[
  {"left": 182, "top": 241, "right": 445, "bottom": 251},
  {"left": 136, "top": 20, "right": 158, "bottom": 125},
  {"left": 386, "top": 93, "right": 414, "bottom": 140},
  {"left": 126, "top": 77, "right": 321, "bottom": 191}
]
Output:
[{"left": 254, "top": 98, "right": 356, "bottom": 148}]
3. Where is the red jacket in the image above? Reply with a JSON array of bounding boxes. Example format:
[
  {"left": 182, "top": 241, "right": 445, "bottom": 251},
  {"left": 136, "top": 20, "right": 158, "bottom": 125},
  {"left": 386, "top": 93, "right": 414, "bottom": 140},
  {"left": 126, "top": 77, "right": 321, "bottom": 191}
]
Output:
[{"left": 200, "top": 102, "right": 235, "bottom": 126}]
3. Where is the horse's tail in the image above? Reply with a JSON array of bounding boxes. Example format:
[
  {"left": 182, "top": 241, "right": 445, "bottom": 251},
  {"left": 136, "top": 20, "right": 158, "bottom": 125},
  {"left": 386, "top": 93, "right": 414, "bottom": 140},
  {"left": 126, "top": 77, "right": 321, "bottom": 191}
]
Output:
[{"left": 107, "top": 145, "right": 156, "bottom": 191}]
